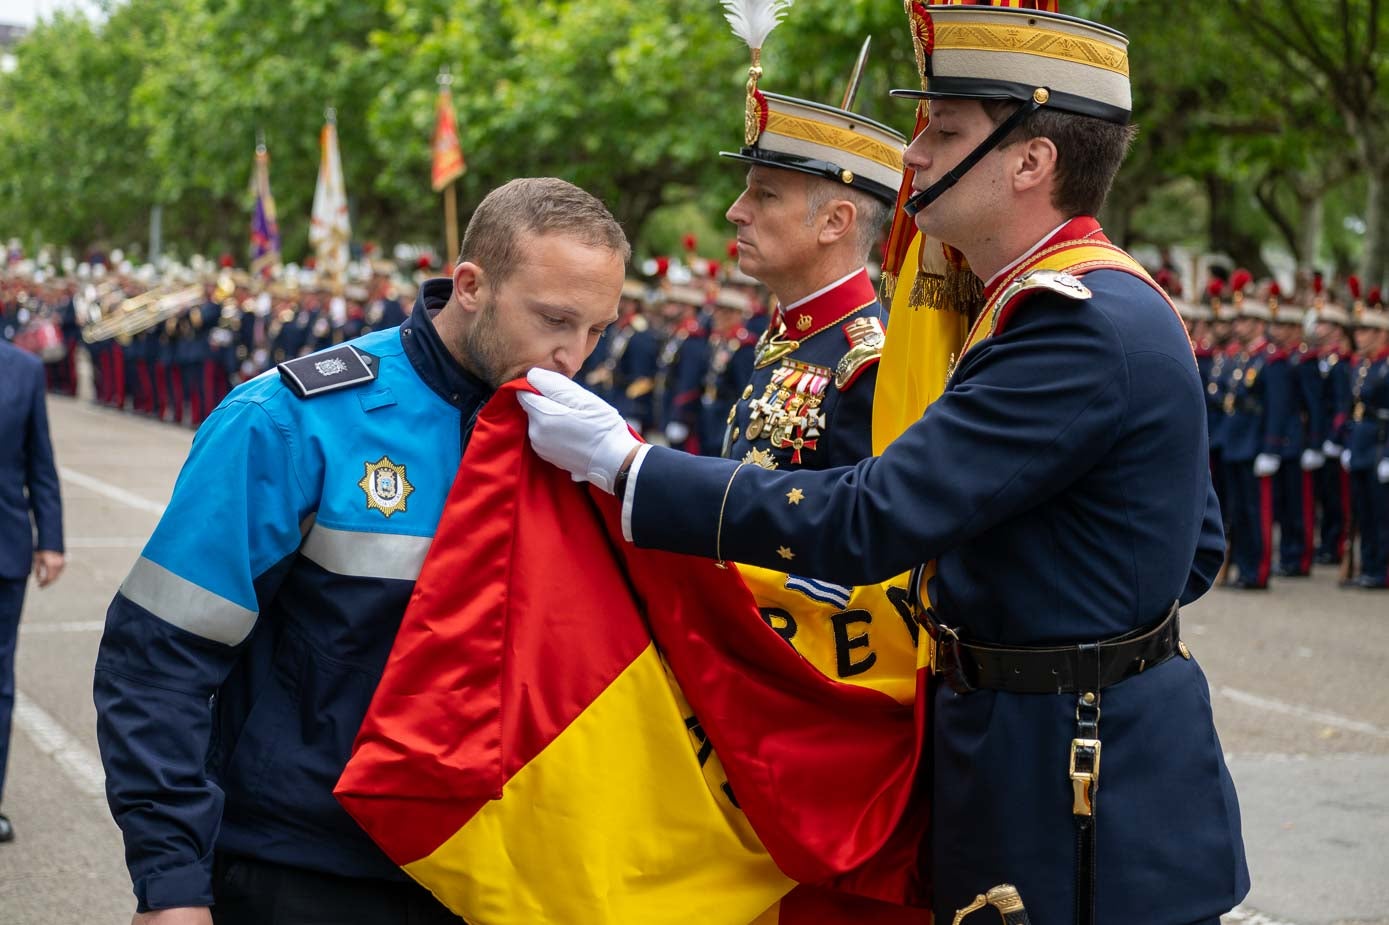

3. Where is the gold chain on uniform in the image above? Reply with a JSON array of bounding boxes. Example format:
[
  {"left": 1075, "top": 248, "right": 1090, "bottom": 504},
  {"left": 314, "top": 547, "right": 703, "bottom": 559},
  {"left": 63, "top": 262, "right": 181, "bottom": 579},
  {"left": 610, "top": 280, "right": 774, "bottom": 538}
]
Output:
[{"left": 755, "top": 298, "right": 878, "bottom": 369}]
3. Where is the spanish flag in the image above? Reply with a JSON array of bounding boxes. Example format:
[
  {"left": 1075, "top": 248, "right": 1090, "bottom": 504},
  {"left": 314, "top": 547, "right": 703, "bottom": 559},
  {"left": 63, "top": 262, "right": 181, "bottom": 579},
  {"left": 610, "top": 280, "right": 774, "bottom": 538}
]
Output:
[{"left": 336, "top": 382, "right": 929, "bottom": 924}]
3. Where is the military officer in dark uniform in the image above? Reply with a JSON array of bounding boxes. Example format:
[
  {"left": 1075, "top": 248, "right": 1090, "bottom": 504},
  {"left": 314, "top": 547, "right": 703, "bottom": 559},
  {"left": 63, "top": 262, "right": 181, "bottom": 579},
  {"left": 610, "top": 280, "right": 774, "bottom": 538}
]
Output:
[
  {"left": 1343, "top": 304, "right": 1389, "bottom": 588},
  {"left": 703, "top": 290, "right": 758, "bottom": 455},
  {"left": 717, "top": 80, "right": 904, "bottom": 471},
  {"left": 655, "top": 288, "right": 710, "bottom": 453},
  {"left": 1312, "top": 298, "right": 1356, "bottom": 564},
  {"left": 1267, "top": 287, "right": 1320, "bottom": 576},
  {"left": 520, "top": 5, "right": 1247, "bottom": 923},
  {"left": 611, "top": 294, "right": 662, "bottom": 437}
]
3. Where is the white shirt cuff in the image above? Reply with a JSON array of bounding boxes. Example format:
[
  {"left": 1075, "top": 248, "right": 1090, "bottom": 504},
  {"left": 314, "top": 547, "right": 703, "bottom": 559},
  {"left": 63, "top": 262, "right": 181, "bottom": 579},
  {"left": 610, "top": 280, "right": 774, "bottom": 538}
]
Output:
[{"left": 620, "top": 444, "right": 653, "bottom": 543}]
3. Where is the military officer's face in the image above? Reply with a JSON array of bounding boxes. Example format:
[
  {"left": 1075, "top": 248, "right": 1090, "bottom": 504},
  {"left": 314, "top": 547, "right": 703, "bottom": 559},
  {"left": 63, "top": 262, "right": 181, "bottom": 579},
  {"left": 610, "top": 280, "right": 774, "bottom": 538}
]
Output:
[
  {"left": 902, "top": 100, "right": 1010, "bottom": 245},
  {"left": 725, "top": 167, "right": 825, "bottom": 292},
  {"left": 451, "top": 231, "right": 624, "bottom": 387}
]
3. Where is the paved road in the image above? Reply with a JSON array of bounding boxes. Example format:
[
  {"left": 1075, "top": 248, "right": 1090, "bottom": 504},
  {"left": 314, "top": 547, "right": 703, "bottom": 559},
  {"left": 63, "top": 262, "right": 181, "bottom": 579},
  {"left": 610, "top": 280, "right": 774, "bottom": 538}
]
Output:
[{"left": 1, "top": 394, "right": 1386, "bottom": 923}]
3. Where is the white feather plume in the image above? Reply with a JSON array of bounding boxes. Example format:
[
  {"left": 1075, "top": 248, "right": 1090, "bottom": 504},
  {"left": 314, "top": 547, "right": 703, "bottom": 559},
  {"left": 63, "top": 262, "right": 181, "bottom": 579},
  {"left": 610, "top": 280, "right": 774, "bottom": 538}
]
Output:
[{"left": 721, "top": 0, "right": 794, "bottom": 51}]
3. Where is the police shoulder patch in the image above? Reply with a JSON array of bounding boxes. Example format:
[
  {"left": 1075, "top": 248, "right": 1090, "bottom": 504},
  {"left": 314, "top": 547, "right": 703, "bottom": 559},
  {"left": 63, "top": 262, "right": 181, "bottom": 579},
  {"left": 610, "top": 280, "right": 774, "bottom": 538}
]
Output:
[{"left": 278, "top": 345, "right": 378, "bottom": 398}]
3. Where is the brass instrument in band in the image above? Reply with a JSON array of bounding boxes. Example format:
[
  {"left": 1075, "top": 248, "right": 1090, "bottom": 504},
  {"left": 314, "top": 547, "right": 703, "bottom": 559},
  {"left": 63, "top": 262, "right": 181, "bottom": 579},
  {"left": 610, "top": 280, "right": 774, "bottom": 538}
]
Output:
[{"left": 80, "top": 283, "right": 205, "bottom": 343}]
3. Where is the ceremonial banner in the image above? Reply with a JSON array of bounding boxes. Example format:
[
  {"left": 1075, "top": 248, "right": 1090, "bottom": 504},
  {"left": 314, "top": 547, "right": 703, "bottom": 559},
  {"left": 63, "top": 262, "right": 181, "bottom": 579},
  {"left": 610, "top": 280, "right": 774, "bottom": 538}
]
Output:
[
  {"left": 430, "top": 84, "right": 466, "bottom": 192},
  {"left": 309, "top": 110, "right": 351, "bottom": 284},
  {"left": 336, "top": 382, "right": 930, "bottom": 925},
  {"left": 249, "top": 142, "right": 281, "bottom": 277}
]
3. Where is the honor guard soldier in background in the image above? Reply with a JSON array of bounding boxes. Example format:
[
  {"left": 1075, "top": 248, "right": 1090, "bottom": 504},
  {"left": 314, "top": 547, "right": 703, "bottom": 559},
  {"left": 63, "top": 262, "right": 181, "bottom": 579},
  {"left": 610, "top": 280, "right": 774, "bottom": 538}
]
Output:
[
  {"left": 1202, "top": 277, "right": 1235, "bottom": 534},
  {"left": 1343, "top": 300, "right": 1389, "bottom": 588},
  {"left": 1268, "top": 283, "right": 1321, "bottom": 577},
  {"left": 717, "top": 42, "right": 904, "bottom": 471},
  {"left": 1313, "top": 289, "right": 1356, "bottom": 565},
  {"left": 612, "top": 288, "right": 663, "bottom": 437},
  {"left": 703, "top": 289, "right": 758, "bottom": 455},
  {"left": 521, "top": 3, "right": 1248, "bottom": 923},
  {"left": 1222, "top": 272, "right": 1287, "bottom": 589},
  {"left": 655, "top": 286, "right": 710, "bottom": 452}
]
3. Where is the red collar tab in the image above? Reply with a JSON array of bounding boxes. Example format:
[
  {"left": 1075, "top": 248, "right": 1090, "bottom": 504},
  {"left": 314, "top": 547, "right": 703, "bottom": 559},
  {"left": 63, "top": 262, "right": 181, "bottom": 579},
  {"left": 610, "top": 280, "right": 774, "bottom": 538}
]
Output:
[
  {"left": 780, "top": 269, "right": 877, "bottom": 340},
  {"left": 1374, "top": 346, "right": 1389, "bottom": 362}
]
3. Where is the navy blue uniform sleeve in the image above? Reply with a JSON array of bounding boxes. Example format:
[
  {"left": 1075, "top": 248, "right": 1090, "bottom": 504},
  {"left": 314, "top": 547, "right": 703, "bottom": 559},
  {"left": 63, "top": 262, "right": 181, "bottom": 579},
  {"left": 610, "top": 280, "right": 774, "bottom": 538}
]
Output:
[
  {"left": 94, "top": 394, "right": 313, "bottom": 911},
  {"left": 25, "top": 356, "right": 63, "bottom": 553},
  {"left": 632, "top": 298, "right": 1128, "bottom": 585},
  {"left": 1298, "top": 360, "right": 1326, "bottom": 447},
  {"left": 1183, "top": 480, "right": 1225, "bottom": 604}
]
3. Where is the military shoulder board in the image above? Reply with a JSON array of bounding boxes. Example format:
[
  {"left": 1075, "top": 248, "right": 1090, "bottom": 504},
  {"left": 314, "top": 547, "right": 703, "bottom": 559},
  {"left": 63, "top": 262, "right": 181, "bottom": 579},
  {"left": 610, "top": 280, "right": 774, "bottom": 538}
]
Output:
[
  {"left": 278, "top": 345, "right": 379, "bottom": 398},
  {"left": 834, "top": 316, "right": 886, "bottom": 390}
]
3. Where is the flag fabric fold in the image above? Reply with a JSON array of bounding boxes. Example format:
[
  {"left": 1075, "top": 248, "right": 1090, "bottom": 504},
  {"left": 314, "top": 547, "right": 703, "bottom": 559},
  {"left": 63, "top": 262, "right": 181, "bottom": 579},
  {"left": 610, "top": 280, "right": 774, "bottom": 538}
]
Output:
[
  {"left": 431, "top": 84, "right": 466, "bottom": 192},
  {"left": 249, "top": 143, "right": 280, "bottom": 277},
  {"left": 310, "top": 112, "right": 351, "bottom": 284},
  {"left": 335, "top": 382, "right": 929, "bottom": 924}
]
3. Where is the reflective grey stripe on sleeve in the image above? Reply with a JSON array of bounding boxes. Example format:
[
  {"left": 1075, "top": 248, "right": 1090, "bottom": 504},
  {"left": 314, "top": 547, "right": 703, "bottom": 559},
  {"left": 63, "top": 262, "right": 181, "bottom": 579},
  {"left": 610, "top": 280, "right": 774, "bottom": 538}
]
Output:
[
  {"left": 300, "top": 525, "right": 433, "bottom": 581},
  {"left": 119, "top": 556, "right": 259, "bottom": 646}
]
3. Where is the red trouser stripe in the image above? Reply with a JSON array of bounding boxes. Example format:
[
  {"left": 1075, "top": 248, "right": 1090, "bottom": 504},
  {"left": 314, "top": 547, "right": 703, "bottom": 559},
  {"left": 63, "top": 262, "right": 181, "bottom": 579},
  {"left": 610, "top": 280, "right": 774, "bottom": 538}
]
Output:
[
  {"left": 1339, "top": 468, "right": 1352, "bottom": 560},
  {"left": 1258, "top": 474, "right": 1274, "bottom": 587},
  {"left": 1301, "top": 470, "right": 1316, "bottom": 574}
]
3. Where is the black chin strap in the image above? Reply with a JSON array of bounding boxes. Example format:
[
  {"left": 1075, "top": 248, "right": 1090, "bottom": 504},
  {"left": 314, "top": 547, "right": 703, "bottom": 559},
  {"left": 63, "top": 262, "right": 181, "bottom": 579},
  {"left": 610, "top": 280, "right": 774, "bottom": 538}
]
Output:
[{"left": 904, "top": 97, "right": 1044, "bottom": 217}]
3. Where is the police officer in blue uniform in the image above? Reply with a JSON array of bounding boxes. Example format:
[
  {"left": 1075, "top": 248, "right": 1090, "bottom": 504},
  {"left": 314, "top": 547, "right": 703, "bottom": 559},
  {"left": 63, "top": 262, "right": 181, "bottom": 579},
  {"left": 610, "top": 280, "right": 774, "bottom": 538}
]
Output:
[
  {"left": 520, "top": 6, "right": 1247, "bottom": 923},
  {"left": 93, "top": 178, "right": 629, "bottom": 925},
  {"left": 717, "top": 81, "right": 904, "bottom": 471},
  {"left": 1221, "top": 288, "right": 1287, "bottom": 589},
  {"left": 1343, "top": 304, "right": 1389, "bottom": 588}
]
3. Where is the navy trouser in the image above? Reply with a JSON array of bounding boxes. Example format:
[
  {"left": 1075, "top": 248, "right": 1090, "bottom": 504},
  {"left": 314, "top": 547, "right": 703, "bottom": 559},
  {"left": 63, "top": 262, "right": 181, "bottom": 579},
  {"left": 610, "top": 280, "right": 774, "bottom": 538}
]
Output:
[
  {"left": 1318, "top": 463, "right": 1351, "bottom": 560},
  {"left": 1274, "top": 463, "right": 1315, "bottom": 573},
  {"left": 0, "top": 577, "right": 27, "bottom": 805},
  {"left": 1351, "top": 469, "right": 1389, "bottom": 583},
  {"left": 1225, "top": 461, "right": 1273, "bottom": 586},
  {"left": 212, "top": 854, "right": 464, "bottom": 924}
]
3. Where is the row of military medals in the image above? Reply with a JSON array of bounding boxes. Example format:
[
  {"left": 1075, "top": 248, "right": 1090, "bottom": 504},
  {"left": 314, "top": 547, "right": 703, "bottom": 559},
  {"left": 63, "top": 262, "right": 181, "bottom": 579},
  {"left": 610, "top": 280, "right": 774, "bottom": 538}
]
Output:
[
  {"left": 737, "top": 360, "right": 830, "bottom": 465},
  {"left": 1221, "top": 354, "right": 1257, "bottom": 414}
]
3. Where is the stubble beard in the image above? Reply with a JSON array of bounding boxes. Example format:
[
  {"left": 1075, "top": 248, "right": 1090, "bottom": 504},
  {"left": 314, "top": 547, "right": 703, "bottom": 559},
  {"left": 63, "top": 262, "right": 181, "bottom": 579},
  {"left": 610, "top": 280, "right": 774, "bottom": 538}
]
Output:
[{"left": 461, "top": 297, "right": 508, "bottom": 389}]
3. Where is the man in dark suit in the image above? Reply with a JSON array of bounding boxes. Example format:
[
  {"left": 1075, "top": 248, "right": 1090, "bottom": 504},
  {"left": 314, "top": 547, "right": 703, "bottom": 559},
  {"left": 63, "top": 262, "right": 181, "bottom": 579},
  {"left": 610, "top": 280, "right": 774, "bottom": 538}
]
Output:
[{"left": 0, "top": 338, "right": 66, "bottom": 844}]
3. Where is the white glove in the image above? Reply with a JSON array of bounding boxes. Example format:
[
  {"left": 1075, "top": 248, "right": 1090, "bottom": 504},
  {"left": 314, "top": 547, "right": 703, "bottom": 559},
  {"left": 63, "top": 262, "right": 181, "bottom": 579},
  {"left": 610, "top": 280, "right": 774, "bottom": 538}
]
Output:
[
  {"left": 1341, "top": 449, "right": 1353, "bottom": 471},
  {"left": 664, "top": 421, "right": 690, "bottom": 446},
  {"left": 1378, "top": 458, "right": 1389, "bottom": 484},
  {"left": 517, "top": 368, "right": 640, "bottom": 494},
  {"left": 1253, "top": 453, "right": 1281, "bottom": 477},
  {"left": 1299, "top": 448, "right": 1326, "bottom": 471},
  {"left": 1323, "top": 440, "right": 1342, "bottom": 457}
]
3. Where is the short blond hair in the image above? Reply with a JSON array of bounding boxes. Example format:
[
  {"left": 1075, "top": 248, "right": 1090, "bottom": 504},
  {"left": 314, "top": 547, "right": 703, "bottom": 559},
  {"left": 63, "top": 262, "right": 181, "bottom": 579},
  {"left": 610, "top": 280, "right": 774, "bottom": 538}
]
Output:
[{"left": 461, "top": 178, "right": 630, "bottom": 285}]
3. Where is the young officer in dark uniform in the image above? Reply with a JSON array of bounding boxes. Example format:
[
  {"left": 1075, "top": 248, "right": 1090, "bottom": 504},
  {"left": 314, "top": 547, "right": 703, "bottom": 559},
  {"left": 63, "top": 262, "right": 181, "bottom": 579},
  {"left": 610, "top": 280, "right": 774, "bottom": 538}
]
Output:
[
  {"left": 718, "top": 79, "right": 904, "bottom": 471},
  {"left": 1221, "top": 290, "right": 1285, "bottom": 589},
  {"left": 1343, "top": 304, "right": 1389, "bottom": 588},
  {"left": 1268, "top": 289, "right": 1321, "bottom": 577},
  {"left": 519, "top": 5, "right": 1248, "bottom": 923},
  {"left": 1312, "top": 299, "right": 1356, "bottom": 564}
]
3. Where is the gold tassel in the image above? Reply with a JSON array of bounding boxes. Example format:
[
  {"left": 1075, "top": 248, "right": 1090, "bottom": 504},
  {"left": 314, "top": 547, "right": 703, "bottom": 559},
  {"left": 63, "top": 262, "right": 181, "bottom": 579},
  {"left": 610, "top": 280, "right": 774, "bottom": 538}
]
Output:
[
  {"left": 944, "top": 263, "right": 985, "bottom": 321},
  {"left": 879, "top": 271, "right": 898, "bottom": 305},
  {"left": 909, "top": 272, "right": 944, "bottom": 310}
]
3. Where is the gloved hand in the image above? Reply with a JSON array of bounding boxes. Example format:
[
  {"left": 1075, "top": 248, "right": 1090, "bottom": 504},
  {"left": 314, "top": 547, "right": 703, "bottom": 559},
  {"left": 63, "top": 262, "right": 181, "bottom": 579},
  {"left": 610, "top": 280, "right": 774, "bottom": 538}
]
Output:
[
  {"left": 664, "top": 421, "right": 690, "bottom": 446},
  {"left": 1300, "top": 448, "right": 1326, "bottom": 471},
  {"left": 1253, "top": 453, "right": 1281, "bottom": 478},
  {"left": 1341, "top": 449, "right": 1353, "bottom": 471},
  {"left": 517, "top": 368, "right": 640, "bottom": 494},
  {"left": 1323, "top": 440, "right": 1343, "bottom": 458},
  {"left": 1378, "top": 458, "right": 1389, "bottom": 484}
]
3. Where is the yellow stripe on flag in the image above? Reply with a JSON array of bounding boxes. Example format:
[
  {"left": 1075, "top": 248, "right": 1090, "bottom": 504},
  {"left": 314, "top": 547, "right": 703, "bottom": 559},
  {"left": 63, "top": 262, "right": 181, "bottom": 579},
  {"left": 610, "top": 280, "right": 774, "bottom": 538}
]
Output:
[{"left": 404, "top": 642, "right": 793, "bottom": 924}]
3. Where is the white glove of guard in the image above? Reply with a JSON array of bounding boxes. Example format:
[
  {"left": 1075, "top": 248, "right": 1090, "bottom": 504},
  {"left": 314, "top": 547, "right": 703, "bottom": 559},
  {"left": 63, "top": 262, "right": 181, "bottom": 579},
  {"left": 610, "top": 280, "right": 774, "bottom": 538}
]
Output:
[
  {"left": 1341, "top": 449, "right": 1353, "bottom": 471},
  {"left": 1378, "top": 458, "right": 1389, "bottom": 484},
  {"left": 1299, "top": 448, "right": 1326, "bottom": 471},
  {"left": 664, "top": 421, "right": 690, "bottom": 446},
  {"left": 1323, "top": 440, "right": 1342, "bottom": 458},
  {"left": 518, "top": 368, "right": 640, "bottom": 494},
  {"left": 1253, "top": 453, "right": 1281, "bottom": 478}
]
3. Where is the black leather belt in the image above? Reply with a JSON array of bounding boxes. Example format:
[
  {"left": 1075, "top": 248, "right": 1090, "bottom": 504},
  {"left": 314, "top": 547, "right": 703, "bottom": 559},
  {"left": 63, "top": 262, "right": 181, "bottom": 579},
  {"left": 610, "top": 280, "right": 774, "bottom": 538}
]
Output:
[{"left": 924, "top": 602, "right": 1184, "bottom": 696}]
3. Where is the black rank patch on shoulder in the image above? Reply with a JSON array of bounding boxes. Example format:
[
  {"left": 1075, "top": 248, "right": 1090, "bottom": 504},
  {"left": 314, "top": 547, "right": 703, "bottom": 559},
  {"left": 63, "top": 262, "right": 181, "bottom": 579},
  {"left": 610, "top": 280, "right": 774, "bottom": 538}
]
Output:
[{"left": 278, "top": 345, "right": 378, "bottom": 398}]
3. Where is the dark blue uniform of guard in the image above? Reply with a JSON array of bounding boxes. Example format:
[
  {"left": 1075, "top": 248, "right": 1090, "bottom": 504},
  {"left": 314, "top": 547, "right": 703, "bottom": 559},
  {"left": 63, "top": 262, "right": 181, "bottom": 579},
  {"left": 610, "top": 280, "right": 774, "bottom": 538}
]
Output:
[
  {"left": 1274, "top": 343, "right": 1320, "bottom": 574},
  {"left": 1316, "top": 346, "right": 1354, "bottom": 562},
  {"left": 0, "top": 341, "right": 64, "bottom": 833},
  {"left": 626, "top": 249, "right": 1248, "bottom": 923},
  {"left": 1221, "top": 338, "right": 1287, "bottom": 588},
  {"left": 724, "top": 269, "right": 882, "bottom": 471},
  {"left": 612, "top": 316, "right": 661, "bottom": 435},
  {"left": 94, "top": 279, "right": 473, "bottom": 921},
  {"left": 1346, "top": 348, "right": 1389, "bottom": 586}
]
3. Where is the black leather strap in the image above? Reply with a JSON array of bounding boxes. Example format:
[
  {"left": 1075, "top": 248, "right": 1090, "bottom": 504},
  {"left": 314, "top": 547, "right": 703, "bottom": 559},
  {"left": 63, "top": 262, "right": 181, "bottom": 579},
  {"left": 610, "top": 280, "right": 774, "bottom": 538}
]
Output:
[
  {"left": 904, "top": 97, "right": 1042, "bottom": 216},
  {"left": 930, "top": 603, "right": 1181, "bottom": 695}
]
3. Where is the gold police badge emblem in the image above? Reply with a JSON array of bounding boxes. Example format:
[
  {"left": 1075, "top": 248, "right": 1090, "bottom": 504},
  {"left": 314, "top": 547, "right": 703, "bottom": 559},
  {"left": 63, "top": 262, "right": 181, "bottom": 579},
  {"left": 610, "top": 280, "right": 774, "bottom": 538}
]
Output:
[{"left": 358, "top": 456, "right": 414, "bottom": 518}]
